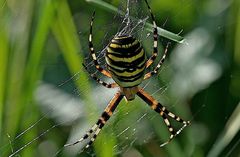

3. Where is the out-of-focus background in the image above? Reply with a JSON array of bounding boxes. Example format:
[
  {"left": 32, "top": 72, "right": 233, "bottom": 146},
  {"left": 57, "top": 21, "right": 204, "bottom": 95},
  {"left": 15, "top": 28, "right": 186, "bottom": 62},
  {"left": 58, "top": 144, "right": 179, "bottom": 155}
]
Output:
[{"left": 0, "top": 0, "right": 239, "bottom": 157}]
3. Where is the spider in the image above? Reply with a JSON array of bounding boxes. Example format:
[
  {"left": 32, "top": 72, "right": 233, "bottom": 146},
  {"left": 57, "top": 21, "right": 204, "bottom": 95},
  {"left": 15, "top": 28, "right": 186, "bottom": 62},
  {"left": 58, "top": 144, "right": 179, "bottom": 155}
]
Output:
[{"left": 65, "top": 0, "right": 190, "bottom": 149}]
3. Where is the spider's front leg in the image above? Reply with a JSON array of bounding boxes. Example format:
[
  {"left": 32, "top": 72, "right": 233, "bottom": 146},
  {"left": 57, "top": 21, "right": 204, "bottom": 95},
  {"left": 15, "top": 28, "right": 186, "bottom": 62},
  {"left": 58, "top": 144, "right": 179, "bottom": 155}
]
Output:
[
  {"left": 137, "top": 87, "right": 190, "bottom": 147},
  {"left": 65, "top": 92, "right": 123, "bottom": 149},
  {"left": 144, "top": 42, "right": 170, "bottom": 80},
  {"left": 142, "top": 0, "right": 159, "bottom": 69},
  {"left": 88, "top": 11, "right": 112, "bottom": 78},
  {"left": 82, "top": 63, "right": 118, "bottom": 89}
]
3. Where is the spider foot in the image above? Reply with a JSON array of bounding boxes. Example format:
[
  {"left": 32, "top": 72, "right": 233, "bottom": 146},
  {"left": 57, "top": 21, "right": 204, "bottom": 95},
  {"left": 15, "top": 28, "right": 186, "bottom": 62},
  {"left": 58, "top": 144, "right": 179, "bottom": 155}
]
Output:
[
  {"left": 160, "top": 120, "right": 190, "bottom": 147},
  {"left": 160, "top": 134, "right": 174, "bottom": 147},
  {"left": 176, "top": 120, "right": 190, "bottom": 135},
  {"left": 64, "top": 124, "right": 101, "bottom": 149}
]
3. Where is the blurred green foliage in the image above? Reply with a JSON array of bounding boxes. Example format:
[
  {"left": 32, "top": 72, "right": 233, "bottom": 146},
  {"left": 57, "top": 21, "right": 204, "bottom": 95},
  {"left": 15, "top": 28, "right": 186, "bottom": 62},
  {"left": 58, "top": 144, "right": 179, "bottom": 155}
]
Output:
[{"left": 0, "top": 0, "right": 239, "bottom": 157}]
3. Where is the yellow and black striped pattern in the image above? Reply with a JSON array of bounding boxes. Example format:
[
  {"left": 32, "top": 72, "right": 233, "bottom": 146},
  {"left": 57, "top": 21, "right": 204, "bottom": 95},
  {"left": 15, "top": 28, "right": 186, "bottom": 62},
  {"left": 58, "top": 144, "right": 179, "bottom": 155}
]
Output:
[
  {"left": 105, "top": 35, "right": 147, "bottom": 88},
  {"left": 64, "top": 0, "right": 190, "bottom": 150}
]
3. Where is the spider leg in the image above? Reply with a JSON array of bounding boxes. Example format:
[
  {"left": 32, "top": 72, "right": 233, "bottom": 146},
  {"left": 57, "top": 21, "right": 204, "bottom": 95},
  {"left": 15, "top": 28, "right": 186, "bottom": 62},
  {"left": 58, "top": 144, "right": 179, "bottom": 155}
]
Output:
[
  {"left": 64, "top": 92, "right": 123, "bottom": 148},
  {"left": 89, "top": 11, "right": 112, "bottom": 78},
  {"left": 136, "top": 87, "right": 190, "bottom": 146},
  {"left": 144, "top": 0, "right": 158, "bottom": 68},
  {"left": 82, "top": 63, "right": 118, "bottom": 88},
  {"left": 144, "top": 42, "right": 170, "bottom": 80}
]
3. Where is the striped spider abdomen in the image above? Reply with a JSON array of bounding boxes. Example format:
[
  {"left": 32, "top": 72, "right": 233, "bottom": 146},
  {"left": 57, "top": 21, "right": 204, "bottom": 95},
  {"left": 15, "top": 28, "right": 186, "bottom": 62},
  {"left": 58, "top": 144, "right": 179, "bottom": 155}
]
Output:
[{"left": 106, "top": 35, "right": 147, "bottom": 89}]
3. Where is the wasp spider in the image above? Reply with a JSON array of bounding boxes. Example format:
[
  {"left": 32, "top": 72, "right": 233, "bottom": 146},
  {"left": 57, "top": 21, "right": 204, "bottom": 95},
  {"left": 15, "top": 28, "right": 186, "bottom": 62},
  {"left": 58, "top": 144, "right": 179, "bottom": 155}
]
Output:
[{"left": 65, "top": 0, "right": 190, "bottom": 149}]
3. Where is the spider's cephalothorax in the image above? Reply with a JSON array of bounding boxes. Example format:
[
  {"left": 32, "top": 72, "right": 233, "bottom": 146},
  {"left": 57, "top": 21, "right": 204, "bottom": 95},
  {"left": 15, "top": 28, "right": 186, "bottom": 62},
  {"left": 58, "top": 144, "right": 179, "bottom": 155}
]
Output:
[
  {"left": 65, "top": 0, "right": 190, "bottom": 150},
  {"left": 106, "top": 35, "right": 146, "bottom": 100}
]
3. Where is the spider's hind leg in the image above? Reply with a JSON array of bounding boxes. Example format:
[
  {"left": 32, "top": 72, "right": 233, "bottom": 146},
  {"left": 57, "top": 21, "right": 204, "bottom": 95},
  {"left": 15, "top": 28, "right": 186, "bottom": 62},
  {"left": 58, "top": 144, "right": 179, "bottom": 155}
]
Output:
[
  {"left": 64, "top": 124, "right": 98, "bottom": 147},
  {"left": 64, "top": 92, "right": 123, "bottom": 149},
  {"left": 137, "top": 87, "right": 190, "bottom": 146}
]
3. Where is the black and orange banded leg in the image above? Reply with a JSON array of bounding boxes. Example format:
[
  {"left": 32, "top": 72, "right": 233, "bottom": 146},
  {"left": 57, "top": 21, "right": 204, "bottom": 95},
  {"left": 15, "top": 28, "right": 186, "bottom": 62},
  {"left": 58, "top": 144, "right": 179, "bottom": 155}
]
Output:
[
  {"left": 89, "top": 11, "right": 112, "bottom": 78},
  {"left": 137, "top": 87, "right": 190, "bottom": 147},
  {"left": 144, "top": 42, "right": 170, "bottom": 80},
  {"left": 82, "top": 63, "right": 118, "bottom": 88},
  {"left": 144, "top": 0, "right": 158, "bottom": 68},
  {"left": 64, "top": 92, "right": 123, "bottom": 148}
]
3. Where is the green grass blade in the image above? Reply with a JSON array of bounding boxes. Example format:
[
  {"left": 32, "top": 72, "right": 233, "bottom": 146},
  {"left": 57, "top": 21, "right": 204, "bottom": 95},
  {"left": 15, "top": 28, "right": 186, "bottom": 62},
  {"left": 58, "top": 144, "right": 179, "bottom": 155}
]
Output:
[
  {"left": 52, "top": 0, "right": 117, "bottom": 156},
  {"left": 207, "top": 102, "right": 240, "bottom": 157},
  {"left": 51, "top": 0, "right": 91, "bottom": 104},
  {"left": 0, "top": 29, "right": 8, "bottom": 147},
  {"left": 86, "top": 0, "right": 121, "bottom": 14},
  {"left": 26, "top": 0, "right": 55, "bottom": 88},
  {"left": 10, "top": 0, "right": 55, "bottom": 156}
]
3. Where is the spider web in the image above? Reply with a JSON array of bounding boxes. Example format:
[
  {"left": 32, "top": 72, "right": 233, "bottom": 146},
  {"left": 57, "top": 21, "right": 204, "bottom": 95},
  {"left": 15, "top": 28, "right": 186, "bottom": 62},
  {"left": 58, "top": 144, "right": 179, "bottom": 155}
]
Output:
[{"left": 4, "top": 0, "right": 237, "bottom": 157}]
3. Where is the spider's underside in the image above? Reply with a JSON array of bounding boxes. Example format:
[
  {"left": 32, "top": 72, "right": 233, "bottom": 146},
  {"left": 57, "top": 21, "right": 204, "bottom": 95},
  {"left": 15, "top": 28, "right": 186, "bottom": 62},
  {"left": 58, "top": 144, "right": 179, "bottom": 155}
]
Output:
[{"left": 65, "top": 0, "right": 190, "bottom": 149}]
